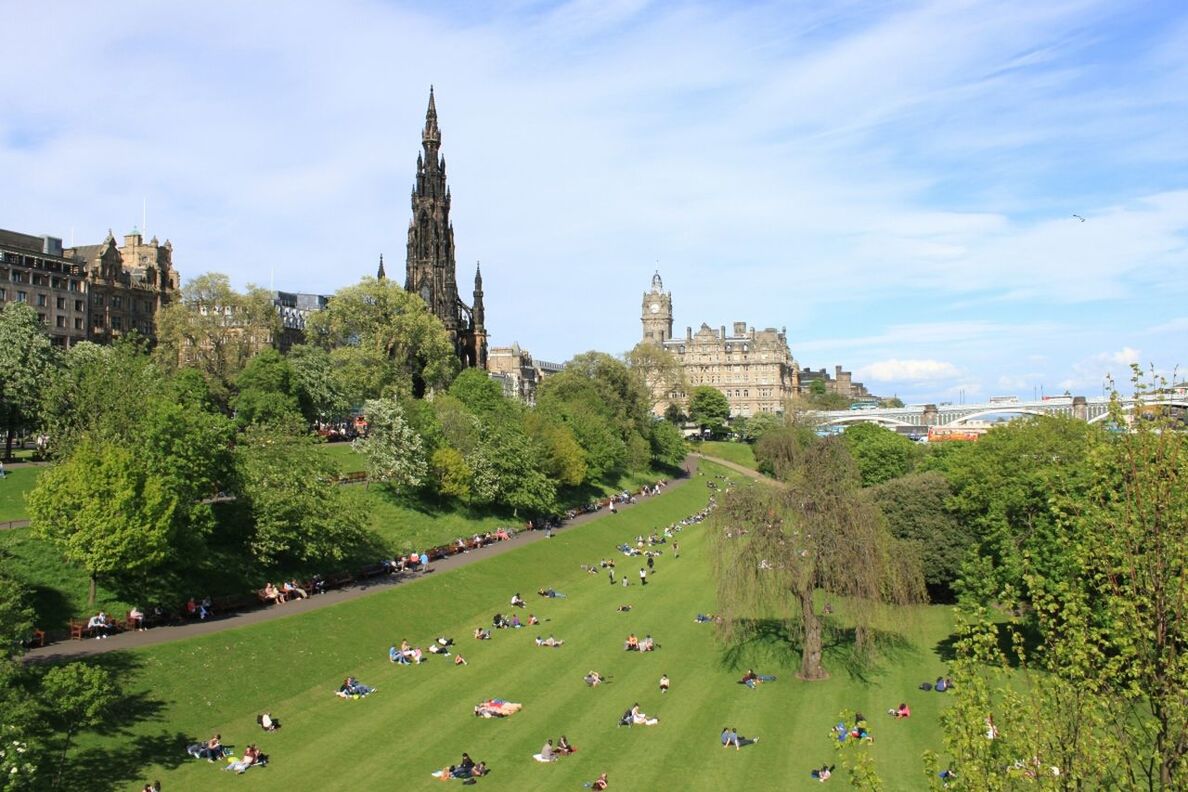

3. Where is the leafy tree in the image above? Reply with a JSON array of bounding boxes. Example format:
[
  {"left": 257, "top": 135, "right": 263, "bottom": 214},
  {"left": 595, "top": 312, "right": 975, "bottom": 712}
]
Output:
[
  {"left": 648, "top": 419, "right": 688, "bottom": 467},
  {"left": 353, "top": 397, "right": 427, "bottom": 491},
  {"left": 28, "top": 440, "right": 179, "bottom": 604},
  {"left": 471, "top": 425, "right": 556, "bottom": 515},
  {"left": 735, "top": 411, "right": 782, "bottom": 443},
  {"left": 525, "top": 413, "right": 587, "bottom": 487},
  {"left": 231, "top": 348, "right": 301, "bottom": 428},
  {"left": 235, "top": 420, "right": 367, "bottom": 564},
  {"left": 840, "top": 422, "right": 918, "bottom": 486},
  {"left": 626, "top": 342, "right": 686, "bottom": 413},
  {"left": 306, "top": 276, "right": 458, "bottom": 398},
  {"left": 870, "top": 471, "right": 969, "bottom": 600},
  {"left": 433, "top": 395, "right": 481, "bottom": 456},
  {"left": 430, "top": 447, "right": 472, "bottom": 501},
  {"left": 287, "top": 344, "right": 351, "bottom": 422},
  {"left": 155, "top": 273, "right": 280, "bottom": 400},
  {"left": 449, "top": 368, "right": 515, "bottom": 419},
  {"left": 663, "top": 402, "right": 687, "bottom": 425},
  {"left": 0, "top": 303, "right": 57, "bottom": 459},
  {"left": 38, "top": 663, "right": 119, "bottom": 789},
  {"left": 0, "top": 574, "right": 34, "bottom": 660},
  {"left": 688, "top": 386, "right": 730, "bottom": 438},
  {"left": 753, "top": 422, "right": 818, "bottom": 479},
  {"left": 711, "top": 438, "right": 923, "bottom": 680}
]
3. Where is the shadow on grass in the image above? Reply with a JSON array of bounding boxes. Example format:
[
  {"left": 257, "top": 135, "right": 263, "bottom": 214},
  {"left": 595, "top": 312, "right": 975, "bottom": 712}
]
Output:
[
  {"left": 718, "top": 617, "right": 917, "bottom": 682},
  {"left": 932, "top": 619, "right": 1042, "bottom": 669},
  {"left": 36, "top": 653, "right": 188, "bottom": 792}
]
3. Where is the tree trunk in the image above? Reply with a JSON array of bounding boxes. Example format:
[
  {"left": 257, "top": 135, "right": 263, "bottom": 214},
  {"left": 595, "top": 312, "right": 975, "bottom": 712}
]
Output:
[
  {"left": 88, "top": 574, "right": 97, "bottom": 607},
  {"left": 5, "top": 409, "right": 14, "bottom": 460},
  {"left": 797, "top": 586, "right": 828, "bottom": 680}
]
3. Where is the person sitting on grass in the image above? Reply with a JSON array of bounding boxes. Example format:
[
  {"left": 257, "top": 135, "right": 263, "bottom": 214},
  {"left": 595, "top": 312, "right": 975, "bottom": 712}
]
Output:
[
  {"left": 624, "top": 634, "right": 639, "bottom": 651},
  {"left": 493, "top": 613, "right": 510, "bottom": 629},
  {"left": 630, "top": 703, "right": 658, "bottom": 726},
  {"left": 474, "top": 626, "right": 491, "bottom": 640},
  {"left": 587, "top": 771, "right": 609, "bottom": 790},
  {"left": 889, "top": 702, "right": 910, "bottom": 719},
  {"left": 511, "top": 613, "right": 522, "bottom": 629},
  {"left": 224, "top": 744, "right": 266, "bottom": 774},
  {"left": 510, "top": 593, "right": 526, "bottom": 608},
  {"left": 739, "top": 669, "right": 776, "bottom": 688},
  {"left": 585, "top": 670, "right": 604, "bottom": 687},
  {"left": 557, "top": 735, "right": 575, "bottom": 755},
  {"left": 659, "top": 674, "right": 670, "bottom": 693},
  {"left": 528, "top": 614, "right": 540, "bottom": 626},
  {"left": 617, "top": 604, "right": 632, "bottom": 612},
  {"left": 257, "top": 712, "right": 279, "bottom": 731},
  {"left": 811, "top": 764, "right": 834, "bottom": 781},
  {"left": 639, "top": 635, "right": 655, "bottom": 652},
  {"left": 202, "top": 733, "right": 225, "bottom": 761},
  {"left": 934, "top": 676, "right": 948, "bottom": 692},
  {"left": 337, "top": 677, "right": 375, "bottom": 698},
  {"left": 534, "top": 738, "right": 557, "bottom": 762},
  {"left": 390, "top": 644, "right": 411, "bottom": 665},
  {"left": 454, "top": 654, "right": 468, "bottom": 666},
  {"left": 538, "top": 587, "right": 566, "bottom": 598}
]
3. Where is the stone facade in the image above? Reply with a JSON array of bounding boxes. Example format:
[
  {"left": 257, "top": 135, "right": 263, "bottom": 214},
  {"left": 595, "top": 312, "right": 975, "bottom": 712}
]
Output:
[
  {"left": 271, "top": 290, "right": 328, "bottom": 351},
  {"left": 487, "top": 343, "right": 563, "bottom": 405},
  {"left": 641, "top": 272, "right": 799, "bottom": 417},
  {"left": 0, "top": 227, "right": 177, "bottom": 347},
  {"left": 404, "top": 88, "right": 487, "bottom": 370},
  {"left": 797, "top": 365, "right": 871, "bottom": 399}
]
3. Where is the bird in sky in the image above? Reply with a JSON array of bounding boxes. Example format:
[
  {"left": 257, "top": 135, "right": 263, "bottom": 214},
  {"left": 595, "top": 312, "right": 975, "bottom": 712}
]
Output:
[{"left": 1072, "top": 214, "right": 1086, "bottom": 222}]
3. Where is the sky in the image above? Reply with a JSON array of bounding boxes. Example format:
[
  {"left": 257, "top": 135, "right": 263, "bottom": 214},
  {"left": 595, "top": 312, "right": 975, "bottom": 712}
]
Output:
[{"left": 2, "top": 0, "right": 1186, "bottom": 404}]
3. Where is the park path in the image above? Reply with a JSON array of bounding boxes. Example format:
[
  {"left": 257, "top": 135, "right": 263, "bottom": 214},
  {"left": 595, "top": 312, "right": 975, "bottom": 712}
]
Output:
[
  {"left": 26, "top": 457, "right": 701, "bottom": 663},
  {"left": 697, "top": 453, "right": 781, "bottom": 486}
]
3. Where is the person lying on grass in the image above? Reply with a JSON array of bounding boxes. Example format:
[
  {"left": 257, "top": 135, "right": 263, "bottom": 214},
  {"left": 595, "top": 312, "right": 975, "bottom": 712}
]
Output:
[
  {"left": 584, "top": 670, "right": 604, "bottom": 686},
  {"left": 585, "top": 771, "right": 608, "bottom": 790},
  {"left": 630, "top": 703, "right": 658, "bottom": 726},
  {"left": 811, "top": 764, "right": 834, "bottom": 781},
  {"left": 257, "top": 712, "right": 279, "bottom": 731},
  {"left": 474, "top": 699, "right": 522, "bottom": 718},
  {"left": 534, "top": 635, "right": 564, "bottom": 647},
  {"left": 739, "top": 669, "right": 776, "bottom": 688},
  {"left": 224, "top": 744, "right": 266, "bottom": 774},
  {"left": 616, "top": 605, "right": 632, "bottom": 612},
  {"left": 888, "top": 703, "right": 910, "bottom": 719},
  {"left": 537, "top": 588, "right": 566, "bottom": 598},
  {"left": 337, "top": 677, "right": 375, "bottom": 698}
]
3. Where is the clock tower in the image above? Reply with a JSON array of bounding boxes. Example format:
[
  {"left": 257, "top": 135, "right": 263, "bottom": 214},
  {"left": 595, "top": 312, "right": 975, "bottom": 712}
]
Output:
[{"left": 641, "top": 271, "right": 673, "bottom": 344}]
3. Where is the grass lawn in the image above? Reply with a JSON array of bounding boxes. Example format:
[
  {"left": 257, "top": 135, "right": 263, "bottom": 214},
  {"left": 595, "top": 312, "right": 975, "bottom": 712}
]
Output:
[
  {"left": 314, "top": 441, "right": 368, "bottom": 474},
  {"left": 697, "top": 440, "right": 758, "bottom": 470},
  {"left": 70, "top": 462, "right": 954, "bottom": 791},
  {"left": 0, "top": 465, "right": 41, "bottom": 521}
]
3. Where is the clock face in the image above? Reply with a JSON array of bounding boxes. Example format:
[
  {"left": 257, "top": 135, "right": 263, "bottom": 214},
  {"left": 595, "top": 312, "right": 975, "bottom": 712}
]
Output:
[{"left": 649, "top": 302, "right": 661, "bottom": 314}]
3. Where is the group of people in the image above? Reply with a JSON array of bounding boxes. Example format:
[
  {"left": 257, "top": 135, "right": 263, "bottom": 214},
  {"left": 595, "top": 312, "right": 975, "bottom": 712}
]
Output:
[
  {"left": 86, "top": 611, "right": 118, "bottom": 639},
  {"left": 624, "top": 633, "right": 655, "bottom": 652},
  {"left": 534, "top": 635, "right": 564, "bottom": 647},
  {"left": 433, "top": 752, "right": 488, "bottom": 781},
  {"left": 336, "top": 676, "right": 375, "bottom": 698},
  {"left": 739, "top": 669, "right": 776, "bottom": 688},
  {"left": 834, "top": 715, "right": 872, "bottom": 743},
  {"left": 619, "top": 703, "right": 659, "bottom": 727},
  {"left": 533, "top": 735, "right": 576, "bottom": 762},
  {"left": 261, "top": 580, "right": 308, "bottom": 605}
]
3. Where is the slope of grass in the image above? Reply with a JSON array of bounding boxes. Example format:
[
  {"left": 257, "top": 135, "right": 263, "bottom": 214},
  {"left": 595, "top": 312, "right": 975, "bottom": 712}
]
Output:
[
  {"left": 697, "top": 440, "right": 758, "bottom": 470},
  {"left": 314, "top": 441, "right": 368, "bottom": 474},
  {"left": 69, "top": 462, "right": 954, "bottom": 791},
  {"left": 0, "top": 465, "right": 41, "bottom": 521}
]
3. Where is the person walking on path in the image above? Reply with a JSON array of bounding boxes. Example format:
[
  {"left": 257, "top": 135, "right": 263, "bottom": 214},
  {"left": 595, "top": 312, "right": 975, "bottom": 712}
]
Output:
[{"left": 639, "top": 568, "right": 648, "bottom": 586}]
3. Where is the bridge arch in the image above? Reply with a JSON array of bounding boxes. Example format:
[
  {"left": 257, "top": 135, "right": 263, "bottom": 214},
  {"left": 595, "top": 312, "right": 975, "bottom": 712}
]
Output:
[
  {"left": 822, "top": 415, "right": 913, "bottom": 428},
  {"left": 944, "top": 408, "right": 1047, "bottom": 426},
  {"left": 1086, "top": 399, "right": 1188, "bottom": 424}
]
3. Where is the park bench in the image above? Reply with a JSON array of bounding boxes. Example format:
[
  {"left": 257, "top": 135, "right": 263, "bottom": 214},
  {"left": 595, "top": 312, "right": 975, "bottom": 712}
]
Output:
[
  {"left": 213, "top": 593, "right": 255, "bottom": 614},
  {"left": 324, "top": 571, "right": 355, "bottom": 590},
  {"left": 339, "top": 471, "right": 368, "bottom": 484},
  {"left": 68, "top": 619, "right": 86, "bottom": 640},
  {"left": 27, "top": 628, "right": 45, "bottom": 648},
  {"left": 357, "top": 563, "right": 390, "bottom": 579}
]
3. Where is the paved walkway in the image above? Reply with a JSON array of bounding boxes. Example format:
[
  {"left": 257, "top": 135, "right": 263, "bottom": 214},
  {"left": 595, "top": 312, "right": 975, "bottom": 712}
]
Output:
[
  {"left": 26, "top": 457, "right": 700, "bottom": 662},
  {"left": 697, "top": 453, "right": 780, "bottom": 486}
]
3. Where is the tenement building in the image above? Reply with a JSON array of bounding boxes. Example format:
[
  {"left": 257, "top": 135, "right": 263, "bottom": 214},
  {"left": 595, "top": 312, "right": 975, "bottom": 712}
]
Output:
[
  {"left": 487, "top": 343, "right": 564, "bottom": 405},
  {"left": 641, "top": 272, "right": 799, "bottom": 417},
  {"left": 0, "top": 227, "right": 177, "bottom": 347},
  {"left": 404, "top": 88, "right": 488, "bottom": 369}
]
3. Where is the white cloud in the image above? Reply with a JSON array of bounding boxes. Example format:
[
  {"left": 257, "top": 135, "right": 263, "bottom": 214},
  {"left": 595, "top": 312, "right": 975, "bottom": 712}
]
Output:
[
  {"left": 1099, "top": 347, "right": 1142, "bottom": 365},
  {"left": 857, "top": 359, "right": 961, "bottom": 382}
]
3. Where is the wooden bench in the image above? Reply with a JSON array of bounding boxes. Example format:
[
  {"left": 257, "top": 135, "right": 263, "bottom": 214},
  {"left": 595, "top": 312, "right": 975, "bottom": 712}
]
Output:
[
  {"left": 338, "top": 471, "right": 368, "bottom": 484},
  {"left": 324, "top": 571, "right": 354, "bottom": 590},
  {"left": 68, "top": 619, "right": 88, "bottom": 640}
]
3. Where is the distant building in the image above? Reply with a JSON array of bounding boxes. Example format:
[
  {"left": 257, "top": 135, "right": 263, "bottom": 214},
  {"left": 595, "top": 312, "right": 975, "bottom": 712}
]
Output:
[
  {"left": 487, "top": 343, "right": 563, "bottom": 405},
  {"left": 403, "top": 88, "right": 488, "bottom": 370},
  {"left": 641, "top": 272, "right": 799, "bottom": 417},
  {"left": 271, "top": 290, "right": 328, "bottom": 351},
  {"left": 796, "top": 365, "right": 871, "bottom": 400},
  {"left": 0, "top": 227, "right": 177, "bottom": 347}
]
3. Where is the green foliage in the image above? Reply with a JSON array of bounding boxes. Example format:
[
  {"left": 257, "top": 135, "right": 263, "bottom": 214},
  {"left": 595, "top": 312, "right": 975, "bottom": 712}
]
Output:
[
  {"left": 753, "top": 422, "right": 818, "bottom": 478},
  {"left": 155, "top": 273, "right": 281, "bottom": 400},
  {"left": 870, "top": 471, "right": 969, "bottom": 599},
  {"left": 305, "top": 276, "right": 458, "bottom": 398},
  {"left": 39, "top": 662, "right": 120, "bottom": 787},
  {"left": 0, "top": 303, "right": 57, "bottom": 458},
  {"left": 287, "top": 344, "right": 352, "bottom": 421},
  {"left": 626, "top": 342, "right": 686, "bottom": 412},
  {"left": 470, "top": 424, "right": 556, "bottom": 515},
  {"left": 648, "top": 419, "right": 688, "bottom": 467},
  {"left": 235, "top": 421, "right": 367, "bottom": 564},
  {"left": 231, "top": 348, "right": 302, "bottom": 428},
  {"left": 28, "top": 440, "right": 180, "bottom": 604},
  {"left": 734, "top": 411, "right": 782, "bottom": 443},
  {"left": 0, "top": 574, "right": 34, "bottom": 660},
  {"left": 429, "top": 446, "right": 472, "bottom": 501},
  {"left": 525, "top": 413, "right": 587, "bottom": 486},
  {"left": 688, "top": 386, "right": 730, "bottom": 437},
  {"left": 352, "top": 398, "right": 427, "bottom": 491},
  {"left": 840, "top": 422, "right": 919, "bottom": 486},
  {"left": 663, "top": 402, "right": 686, "bottom": 425},
  {"left": 448, "top": 368, "right": 514, "bottom": 418}
]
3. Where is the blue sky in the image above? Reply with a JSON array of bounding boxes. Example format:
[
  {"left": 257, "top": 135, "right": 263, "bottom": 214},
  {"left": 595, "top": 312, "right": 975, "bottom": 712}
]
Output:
[{"left": 2, "top": 0, "right": 1186, "bottom": 402}]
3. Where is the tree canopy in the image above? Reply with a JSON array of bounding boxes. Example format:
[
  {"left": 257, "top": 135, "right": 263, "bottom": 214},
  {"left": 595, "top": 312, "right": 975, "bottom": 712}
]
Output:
[
  {"left": 687, "top": 386, "right": 730, "bottom": 437},
  {"left": 0, "top": 302, "right": 57, "bottom": 458}
]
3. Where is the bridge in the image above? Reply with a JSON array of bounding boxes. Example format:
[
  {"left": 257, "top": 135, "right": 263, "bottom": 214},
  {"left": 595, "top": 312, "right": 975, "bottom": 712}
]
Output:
[{"left": 812, "top": 395, "right": 1188, "bottom": 428}]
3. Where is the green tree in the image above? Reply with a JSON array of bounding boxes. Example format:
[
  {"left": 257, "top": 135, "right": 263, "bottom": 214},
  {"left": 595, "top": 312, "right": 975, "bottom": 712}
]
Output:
[
  {"left": 155, "top": 273, "right": 281, "bottom": 400},
  {"left": 753, "top": 422, "right": 818, "bottom": 479},
  {"left": 648, "top": 419, "right": 688, "bottom": 467},
  {"left": 840, "top": 422, "right": 919, "bottom": 486},
  {"left": 306, "top": 276, "right": 458, "bottom": 398},
  {"left": 235, "top": 420, "right": 367, "bottom": 564},
  {"left": 525, "top": 413, "right": 588, "bottom": 487},
  {"left": 712, "top": 438, "right": 924, "bottom": 680},
  {"left": 287, "top": 344, "right": 351, "bottom": 422},
  {"left": 232, "top": 348, "right": 301, "bottom": 428},
  {"left": 0, "top": 303, "right": 57, "bottom": 459},
  {"left": 471, "top": 425, "right": 556, "bottom": 515},
  {"left": 449, "top": 368, "right": 515, "bottom": 418},
  {"left": 626, "top": 342, "right": 686, "bottom": 413},
  {"left": 28, "top": 440, "right": 179, "bottom": 604},
  {"left": 0, "top": 574, "right": 34, "bottom": 660},
  {"left": 430, "top": 446, "right": 472, "bottom": 501},
  {"left": 870, "top": 471, "right": 969, "bottom": 600},
  {"left": 353, "top": 397, "right": 427, "bottom": 491},
  {"left": 688, "top": 386, "right": 731, "bottom": 438},
  {"left": 38, "top": 663, "right": 119, "bottom": 789},
  {"left": 736, "top": 411, "right": 782, "bottom": 443}
]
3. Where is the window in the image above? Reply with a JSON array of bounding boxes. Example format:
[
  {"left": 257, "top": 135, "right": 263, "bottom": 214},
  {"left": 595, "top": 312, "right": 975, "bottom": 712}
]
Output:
[
  {"left": 74, "top": 300, "right": 83, "bottom": 312},
  {"left": 36, "top": 294, "right": 46, "bottom": 307},
  {"left": 32, "top": 274, "right": 43, "bottom": 286},
  {"left": 56, "top": 315, "right": 65, "bottom": 328},
  {"left": 0, "top": 288, "right": 4, "bottom": 300},
  {"left": 92, "top": 294, "right": 104, "bottom": 306},
  {"left": 56, "top": 296, "right": 65, "bottom": 309},
  {"left": 112, "top": 296, "right": 122, "bottom": 308},
  {"left": 112, "top": 317, "right": 122, "bottom": 331},
  {"left": 74, "top": 317, "right": 83, "bottom": 330},
  {"left": 37, "top": 313, "right": 46, "bottom": 324},
  {"left": 16, "top": 291, "right": 27, "bottom": 303},
  {"left": 68, "top": 280, "right": 77, "bottom": 292},
  {"left": 11, "top": 271, "right": 22, "bottom": 283}
]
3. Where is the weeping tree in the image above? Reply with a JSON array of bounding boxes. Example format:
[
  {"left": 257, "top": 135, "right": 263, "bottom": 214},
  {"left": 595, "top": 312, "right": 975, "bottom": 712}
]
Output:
[{"left": 711, "top": 437, "right": 924, "bottom": 680}]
